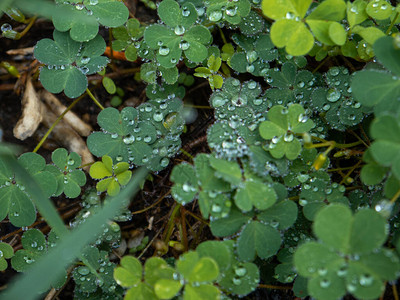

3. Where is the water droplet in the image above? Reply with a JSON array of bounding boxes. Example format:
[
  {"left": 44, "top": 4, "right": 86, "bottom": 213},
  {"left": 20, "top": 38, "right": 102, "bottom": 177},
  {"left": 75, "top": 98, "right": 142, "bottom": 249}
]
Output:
[
  {"left": 211, "top": 204, "right": 222, "bottom": 213},
  {"left": 226, "top": 6, "right": 237, "bottom": 16},
  {"left": 116, "top": 155, "right": 123, "bottom": 162},
  {"left": 1, "top": 23, "right": 12, "bottom": 32},
  {"left": 235, "top": 267, "right": 247, "bottom": 277},
  {"left": 232, "top": 277, "right": 241, "bottom": 285},
  {"left": 123, "top": 134, "right": 135, "bottom": 145},
  {"left": 81, "top": 56, "right": 90, "bottom": 64},
  {"left": 248, "top": 81, "right": 257, "bottom": 89},
  {"left": 322, "top": 104, "right": 331, "bottom": 111},
  {"left": 111, "top": 133, "right": 118, "bottom": 139},
  {"left": 160, "top": 158, "right": 169, "bottom": 167},
  {"left": 326, "top": 89, "right": 341, "bottom": 102},
  {"left": 144, "top": 136, "right": 152, "bottom": 143},
  {"left": 174, "top": 25, "right": 185, "bottom": 35},
  {"left": 159, "top": 46, "right": 170, "bottom": 56},
  {"left": 246, "top": 64, "right": 255, "bottom": 73},
  {"left": 78, "top": 266, "right": 90, "bottom": 275},
  {"left": 375, "top": 199, "right": 393, "bottom": 218},
  {"left": 76, "top": 4, "right": 84, "bottom": 10},
  {"left": 320, "top": 279, "right": 330, "bottom": 288},
  {"left": 80, "top": 66, "right": 89, "bottom": 74},
  {"left": 153, "top": 111, "right": 163, "bottom": 122},
  {"left": 89, "top": 0, "right": 98, "bottom": 4},
  {"left": 209, "top": 10, "right": 222, "bottom": 22},
  {"left": 246, "top": 51, "right": 258, "bottom": 64},
  {"left": 182, "top": 7, "right": 191, "bottom": 17},
  {"left": 284, "top": 133, "right": 294, "bottom": 142},
  {"left": 31, "top": 241, "right": 37, "bottom": 248},
  {"left": 179, "top": 40, "right": 190, "bottom": 50}
]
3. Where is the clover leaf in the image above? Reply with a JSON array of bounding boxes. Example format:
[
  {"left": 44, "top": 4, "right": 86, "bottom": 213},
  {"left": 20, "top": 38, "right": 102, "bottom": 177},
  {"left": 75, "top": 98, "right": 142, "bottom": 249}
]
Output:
[
  {"left": 198, "top": 240, "right": 260, "bottom": 296},
  {"left": 87, "top": 98, "right": 185, "bottom": 171},
  {"left": 207, "top": 78, "right": 269, "bottom": 159},
  {"left": 0, "top": 152, "right": 57, "bottom": 227},
  {"left": 262, "top": 0, "right": 347, "bottom": 56},
  {"left": 90, "top": 155, "right": 132, "bottom": 196},
  {"left": 259, "top": 104, "right": 314, "bottom": 160},
  {"left": 112, "top": 18, "right": 144, "bottom": 61},
  {"left": 206, "top": 0, "right": 251, "bottom": 24},
  {"left": 311, "top": 66, "right": 366, "bottom": 131},
  {"left": 352, "top": 36, "right": 400, "bottom": 116},
  {"left": 52, "top": 0, "right": 129, "bottom": 42},
  {"left": 73, "top": 246, "right": 120, "bottom": 295},
  {"left": 143, "top": 0, "right": 211, "bottom": 69},
  {"left": 45, "top": 148, "right": 86, "bottom": 198},
  {"left": 34, "top": 30, "right": 108, "bottom": 98},
  {"left": 294, "top": 204, "right": 400, "bottom": 300},
  {"left": 369, "top": 114, "right": 400, "bottom": 181},
  {"left": 11, "top": 229, "right": 66, "bottom": 289},
  {"left": 0, "top": 242, "right": 13, "bottom": 271},
  {"left": 194, "top": 54, "right": 224, "bottom": 90},
  {"left": 264, "top": 62, "right": 316, "bottom": 107},
  {"left": 230, "top": 33, "right": 278, "bottom": 77}
]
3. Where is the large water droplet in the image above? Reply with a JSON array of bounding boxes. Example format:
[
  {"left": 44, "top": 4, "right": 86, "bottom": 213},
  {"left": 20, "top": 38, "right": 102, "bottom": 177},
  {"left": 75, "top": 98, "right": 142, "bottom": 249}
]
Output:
[
  {"left": 326, "top": 89, "right": 341, "bottom": 102},
  {"left": 159, "top": 46, "right": 170, "bottom": 56},
  {"left": 209, "top": 10, "right": 222, "bottom": 22},
  {"left": 174, "top": 25, "right": 185, "bottom": 35}
]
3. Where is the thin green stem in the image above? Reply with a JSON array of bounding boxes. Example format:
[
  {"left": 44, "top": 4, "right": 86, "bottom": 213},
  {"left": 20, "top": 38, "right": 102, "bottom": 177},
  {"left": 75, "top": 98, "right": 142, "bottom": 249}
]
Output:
[
  {"left": 86, "top": 88, "right": 104, "bottom": 110},
  {"left": 180, "top": 148, "right": 194, "bottom": 160},
  {"left": 163, "top": 203, "right": 181, "bottom": 243},
  {"left": 219, "top": 27, "right": 227, "bottom": 44},
  {"left": 386, "top": 12, "right": 399, "bottom": 35},
  {"left": 15, "top": 15, "right": 37, "bottom": 40},
  {"left": 339, "top": 160, "right": 362, "bottom": 185},
  {"left": 312, "top": 56, "right": 330, "bottom": 74},
  {"left": 390, "top": 188, "right": 400, "bottom": 204},
  {"left": 33, "top": 96, "right": 83, "bottom": 153}
]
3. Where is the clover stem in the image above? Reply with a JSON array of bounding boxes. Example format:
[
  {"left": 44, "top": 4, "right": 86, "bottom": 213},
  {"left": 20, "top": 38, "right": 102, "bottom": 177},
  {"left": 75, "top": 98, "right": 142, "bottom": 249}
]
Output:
[
  {"left": 386, "top": 12, "right": 399, "bottom": 35},
  {"left": 108, "top": 29, "right": 114, "bottom": 60},
  {"left": 258, "top": 284, "right": 292, "bottom": 290},
  {"left": 339, "top": 160, "right": 362, "bottom": 185},
  {"left": 179, "top": 148, "right": 194, "bottom": 160},
  {"left": 312, "top": 56, "right": 330, "bottom": 74},
  {"left": 219, "top": 27, "right": 227, "bottom": 44},
  {"left": 390, "top": 188, "right": 400, "bottom": 204},
  {"left": 32, "top": 95, "right": 84, "bottom": 153},
  {"left": 86, "top": 88, "right": 104, "bottom": 110},
  {"left": 180, "top": 206, "right": 188, "bottom": 251},
  {"left": 335, "top": 140, "right": 363, "bottom": 148},
  {"left": 16, "top": 16, "right": 37, "bottom": 40},
  {"left": 183, "top": 104, "right": 212, "bottom": 109},
  {"left": 392, "top": 281, "right": 399, "bottom": 300},
  {"left": 163, "top": 203, "right": 181, "bottom": 244}
]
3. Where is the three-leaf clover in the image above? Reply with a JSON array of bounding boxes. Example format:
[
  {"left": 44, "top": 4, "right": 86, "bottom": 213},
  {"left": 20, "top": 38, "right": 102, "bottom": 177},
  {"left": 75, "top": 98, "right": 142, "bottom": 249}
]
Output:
[
  {"left": 0, "top": 152, "right": 57, "bottom": 227},
  {"left": 259, "top": 104, "right": 314, "bottom": 160},
  {"left": 194, "top": 54, "right": 224, "bottom": 90},
  {"left": 262, "top": 0, "right": 347, "bottom": 56},
  {"left": 87, "top": 98, "right": 185, "bottom": 171},
  {"left": 53, "top": 0, "right": 129, "bottom": 42},
  {"left": 34, "top": 30, "right": 109, "bottom": 98},
  {"left": 144, "top": 0, "right": 212, "bottom": 68},
  {"left": 89, "top": 155, "right": 132, "bottom": 196},
  {"left": 294, "top": 204, "right": 400, "bottom": 300},
  {"left": 11, "top": 229, "right": 66, "bottom": 289},
  {"left": 230, "top": 33, "right": 278, "bottom": 77},
  {"left": 311, "top": 66, "right": 365, "bottom": 131},
  {"left": 45, "top": 148, "right": 86, "bottom": 198}
]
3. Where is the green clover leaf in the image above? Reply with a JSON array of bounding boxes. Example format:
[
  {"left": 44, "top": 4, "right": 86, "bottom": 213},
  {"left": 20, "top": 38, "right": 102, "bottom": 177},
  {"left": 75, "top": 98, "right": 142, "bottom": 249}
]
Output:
[
  {"left": 230, "top": 33, "right": 278, "bottom": 77},
  {"left": 0, "top": 152, "right": 57, "bottom": 227},
  {"left": 352, "top": 36, "right": 400, "bottom": 116},
  {"left": 0, "top": 242, "right": 14, "bottom": 271},
  {"left": 45, "top": 148, "right": 86, "bottom": 198},
  {"left": 34, "top": 30, "right": 108, "bottom": 98},
  {"left": 294, "top": 204, "right": 399, "bottom": 300},
  {"left": 90, "top": 155, "right": 132, "bottom": 196},
  {"left": 53, "top": 0, "right": 129, "bottom": 42},
  {"left": 259, "top": 104, "right": 314, "bottom": 160},
  {"left": 311, "top": 66, "right": 367, "bottom": 131},
  {"left": 87, "top": 98, "right": 185, "bottom": 171},
  {"left": 369, "top": 115, "right": 400, "bottom": 181},
  {"left": 11, "top": 229, "right": 66, "bottom": 289},
  {"left": 206, "top": 0, "right": 251, "bottom": 25}
]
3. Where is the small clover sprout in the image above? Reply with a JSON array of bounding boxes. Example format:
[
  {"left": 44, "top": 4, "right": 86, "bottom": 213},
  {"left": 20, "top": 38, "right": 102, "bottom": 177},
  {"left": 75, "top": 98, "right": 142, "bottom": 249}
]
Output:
[
  {"left": 89, "top": 155, "right": 132, "bottom": 196},
  {"left": 259, "top": 104, "right": 314, "bottom": 160}
]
